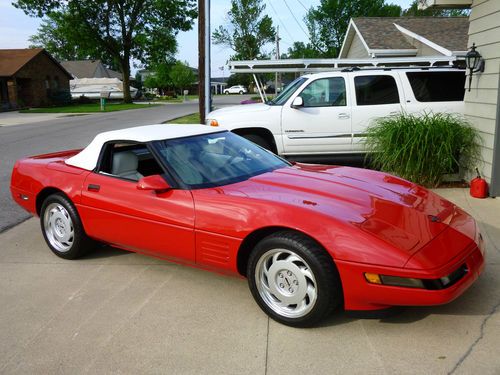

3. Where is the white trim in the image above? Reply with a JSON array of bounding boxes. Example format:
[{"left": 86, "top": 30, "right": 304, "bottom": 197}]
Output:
[
  {"left": 369, "top": 49, "right": 418, "bottom": 57},
  {"left": 393, "top": 23, "right": 453, "bottom": 56},
  {"left": 339, "top": 20, "right": 371, "bottom": 58},
  {"left": 419, "top": 0, "right": 472, "bottom": 10}
]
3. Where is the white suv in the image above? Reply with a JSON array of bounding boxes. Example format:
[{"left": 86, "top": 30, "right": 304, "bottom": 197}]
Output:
[
  {"left": 207, "top": 68, "right": 465, "bottom": 160},
  {"left": 224, "top": 85, "right": 248, "bottom": 95}
]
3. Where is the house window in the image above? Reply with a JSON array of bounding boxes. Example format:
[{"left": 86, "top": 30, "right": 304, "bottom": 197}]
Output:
[
  {"left": 45, "top": 76, "right": 50, "bottom": 89},
  {"left": 53, "top": 76, "right": 60, "bottom": 90},
  {"left": 354, "top": 75, "right": 400, "bottom": 106},
  {"left": 300, "top": 77, "right": 347, "bottom": 107},
  {"left": 406, "top": 71, "right": 465, "bottom": 102}
]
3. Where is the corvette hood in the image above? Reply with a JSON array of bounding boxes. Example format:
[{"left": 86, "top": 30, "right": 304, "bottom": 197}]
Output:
[{"left": 224, "top": 164, "right": 473, "bottom": 261}]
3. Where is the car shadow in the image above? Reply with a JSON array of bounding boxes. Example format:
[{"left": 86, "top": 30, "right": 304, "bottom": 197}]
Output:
[{"left": 81, "top": 244, "right": 130, "bottom": 260}]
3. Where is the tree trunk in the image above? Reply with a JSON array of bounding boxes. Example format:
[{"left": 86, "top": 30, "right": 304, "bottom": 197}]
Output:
[{"left": 121, "top": 59, "right": 132, "bottom": 103}]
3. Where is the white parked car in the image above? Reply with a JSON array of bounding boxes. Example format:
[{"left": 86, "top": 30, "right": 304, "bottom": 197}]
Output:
[
  {"left": 224, "top": 85, "right": 248, "bottom": 95},
  {"left": 207, "top": 68, "right": 465, "bottom": 159}
]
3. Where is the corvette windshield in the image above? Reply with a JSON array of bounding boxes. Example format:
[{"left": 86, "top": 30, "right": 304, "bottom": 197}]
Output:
[
  {"left": 267, "top": 77, "right": 307, "bottom": 106},
  {"left": 153, "top": 132, "right": 289, "bottom": 188}
]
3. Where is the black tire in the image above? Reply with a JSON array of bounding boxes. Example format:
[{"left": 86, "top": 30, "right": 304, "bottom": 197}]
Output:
[
  {"left": 224, "top": 91, "right": 229, "bottom": 95},
  {"left": 243, "top": 134, "right": 272, "bottom": 151},
  {"left": 40, "top": 193, "right": 96, "bottom": 260},
  {"left": 239, "top": 91, "right": 243, "bottom": 95},
  {"left": 247, "top": 231, "right": 342, "bottom": 327}
]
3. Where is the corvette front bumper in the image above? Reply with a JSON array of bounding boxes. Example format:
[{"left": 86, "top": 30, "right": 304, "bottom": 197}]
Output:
[{"left": 336, "top": 239, "right": 485, "bottom": 312}]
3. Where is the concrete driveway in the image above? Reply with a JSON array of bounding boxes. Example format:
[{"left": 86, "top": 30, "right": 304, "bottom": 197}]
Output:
[{"left": 0, "top": 188, "right": 499, "bottom": 374}]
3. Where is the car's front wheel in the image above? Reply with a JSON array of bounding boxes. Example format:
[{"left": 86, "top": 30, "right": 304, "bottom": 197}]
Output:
[
  {"left": 40, "top": 193, "right": 96, "bottom": 259},
  {"left": 247, "top": 231, "right": 342, "bottom": 327},
  {"left": 239, "top": 90, "right": 243, "bottom": 95}
]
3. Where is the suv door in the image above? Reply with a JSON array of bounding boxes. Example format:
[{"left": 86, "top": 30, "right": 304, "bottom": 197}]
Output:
[
  {"left": 349, "top": 72, "right": 404, "bottom": 152},
  {"left": 281, "top": 75, "right": 352, "bottom": 155}
]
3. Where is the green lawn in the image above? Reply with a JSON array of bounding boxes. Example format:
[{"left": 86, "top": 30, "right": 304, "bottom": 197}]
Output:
[
  {"left": 19, "top": 102, "right": 159, "bottom": 114},
  {"left": 165, "top": 112, "right": 201, "bottom": 124}
]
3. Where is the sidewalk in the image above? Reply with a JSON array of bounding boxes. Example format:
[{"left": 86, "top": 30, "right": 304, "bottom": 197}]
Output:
[
  {"left": 0, "top": 111, "right": 90, "bottom": 127},
  {"left": 0, "top": 188, "right": 498, "bottom": 374}
]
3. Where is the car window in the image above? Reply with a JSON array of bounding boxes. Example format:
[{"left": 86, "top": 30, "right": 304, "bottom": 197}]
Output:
[
  {"left": 406, "top": 71, "right": 465, "bottom": 102},
  {"left": 300, "top": 77, "right": 346, "bottom": 107},
  {"left": 354, "top": 75, "right": 400, "bottom": 106},
  {"left": 98, "top": 143, "right": 164, "bottom": 182},
  {"left": 268, "top": 77, "right": 307, "bottom": 106},
  {"left": 153, "top": 132, "right": 289, "bottom": 188}
]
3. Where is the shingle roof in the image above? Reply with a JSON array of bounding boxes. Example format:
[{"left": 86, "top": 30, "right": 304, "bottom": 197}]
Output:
[
  {"left": 0, "top": 48, "right": 43, "bottom": 76},
  {"left": 60, "top": 60, "right": 122, "bottom": 80},
  {"left": 352, "top": 17, "right": 469, "bottom": 52}
]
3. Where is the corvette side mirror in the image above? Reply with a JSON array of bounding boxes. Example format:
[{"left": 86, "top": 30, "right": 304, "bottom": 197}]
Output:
[
  {"left": 137, "top": 175, "right": 171, "bottom": 192},
  {"left": 291, "top": 96, "right": 304, "bottom": 109}
]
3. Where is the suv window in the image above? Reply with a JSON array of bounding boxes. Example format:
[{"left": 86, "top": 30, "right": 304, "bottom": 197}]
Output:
[
  {"left": 354, "top": 75, "right": 400, "bottom": 106},
  {"left": 406, "top": 71, "right": 465, "bottom": 102},
  {"left": 300, "top": 77, "right": 346, "bottom": 107}
]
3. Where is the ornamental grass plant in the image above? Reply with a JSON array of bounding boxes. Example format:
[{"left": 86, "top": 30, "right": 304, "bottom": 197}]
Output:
[{"left": 364, "top": 113, "right": 481, "bottom": 187}]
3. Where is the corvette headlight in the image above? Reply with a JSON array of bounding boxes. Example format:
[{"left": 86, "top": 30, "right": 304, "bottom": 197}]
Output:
[{"left": 364, "top": 273, "right": 425, "bottom": 289}]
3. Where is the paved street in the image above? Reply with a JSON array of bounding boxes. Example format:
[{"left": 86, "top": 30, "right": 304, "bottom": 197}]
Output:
[
  {"left": 0, "top": 189, "right": 499, "bottom": 374},
  {"left": 0, "top": 95, "right": 253, "bottom": 232}
]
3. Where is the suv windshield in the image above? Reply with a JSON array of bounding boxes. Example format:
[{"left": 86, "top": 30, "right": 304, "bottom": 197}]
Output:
[
  {"left": 152, "top": 132, "right": 289, "bottom": 189},
  {"left": 268, "top": 77, "right": 307, "bottom": 106}
]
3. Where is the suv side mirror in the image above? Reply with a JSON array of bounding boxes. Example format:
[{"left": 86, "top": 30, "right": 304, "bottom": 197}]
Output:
[
  {"left": 137, "top": 175, "right": 171, "bottom": 192},
  {"left": 291, "top": 96, "right": 304, "bottom": 109}
]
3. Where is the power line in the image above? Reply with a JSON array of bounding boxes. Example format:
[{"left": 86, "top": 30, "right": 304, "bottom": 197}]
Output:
[
  {"left": 295, "top": 0, "right": 309, "bottom": 12},
  {"left": 282, "top": 0, "right": 309, "bottom": 39},
  {"left": 267, "top": 0, "right": 296, "bottom": 42}
]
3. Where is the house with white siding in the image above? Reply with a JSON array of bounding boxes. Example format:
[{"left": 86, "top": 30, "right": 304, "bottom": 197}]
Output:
[{"left": 421, "top": 0, "right": 500, "bottom": 197}]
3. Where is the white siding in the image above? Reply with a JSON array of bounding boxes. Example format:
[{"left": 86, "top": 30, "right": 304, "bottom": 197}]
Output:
[
  {"left": 464, "top": 0, "right": 500, "bottom": 184},
  {"left": 346, "top": 34, "right": 369, "bottom": 58}
]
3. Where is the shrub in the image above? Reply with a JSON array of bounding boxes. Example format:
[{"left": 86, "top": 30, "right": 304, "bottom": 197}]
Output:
[{"left": 364, "top": 112, "right": 481, "bottom": 187}]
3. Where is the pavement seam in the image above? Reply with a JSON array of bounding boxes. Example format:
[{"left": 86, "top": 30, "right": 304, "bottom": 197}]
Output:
[
  {"left": 264, "top": 317, "right": 270, "bottom": 375},
  {"left": 447, "top": 297, "right": 500, "bottom": 374},
  {"left": 82, "top": 272, "right": 174, "bottom": 374},
  {"left": 0, "top": 264, "right": 105, "bottom": 373}
]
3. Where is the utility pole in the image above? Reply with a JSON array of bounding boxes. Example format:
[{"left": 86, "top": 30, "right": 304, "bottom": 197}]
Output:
[
  {"left": 198, "top": 0, "right": 211, "bottom": 124},
  {"left": 275, "top": 26, "right": 280, "bottom": 96}
]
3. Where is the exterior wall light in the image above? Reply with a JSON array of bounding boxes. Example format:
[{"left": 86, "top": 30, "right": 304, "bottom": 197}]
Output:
[{"left": 465, "top": 43, "right": 485, "bottom": 91}]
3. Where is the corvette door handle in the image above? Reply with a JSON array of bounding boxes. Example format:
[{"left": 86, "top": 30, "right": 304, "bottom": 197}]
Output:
[
  {"left": 87, "top": 184, "right": 100, "bottom": 192},
  {"left": 338, "top": 113, "right": 350, "bottom": 119}
]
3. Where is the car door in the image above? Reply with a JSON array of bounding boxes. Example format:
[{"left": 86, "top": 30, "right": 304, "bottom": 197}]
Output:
[
  {"left": 78, "top": 143, "right": 196, "bottom": 262},
  {"left": 281, "top": 75, "right": 352, "bottom": 155},
  {"left": 349, "top": 72, "right": 404, "bottom": 152}
]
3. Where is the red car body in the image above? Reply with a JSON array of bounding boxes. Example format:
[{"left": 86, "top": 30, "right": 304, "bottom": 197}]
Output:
[{"left": 10, "top": 147, "right": 485, "bottom": 313}]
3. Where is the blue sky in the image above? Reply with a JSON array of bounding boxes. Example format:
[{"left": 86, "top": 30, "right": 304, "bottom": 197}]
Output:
[{"left": 0, "top": 0, "right": 414, "bottom": 75}]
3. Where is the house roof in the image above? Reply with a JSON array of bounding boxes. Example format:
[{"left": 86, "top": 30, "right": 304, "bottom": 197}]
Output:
[
  {"left": 0, "top": 48, "right": 72, "bottom": 78},
  {"left": 353, "top": 17, "right": 468, "bottom": 52},
  {"left": 60, "top": 60, "right": 123, "bottom": 80}
]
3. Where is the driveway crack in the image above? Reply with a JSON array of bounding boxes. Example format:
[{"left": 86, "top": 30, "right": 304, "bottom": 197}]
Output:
[{"left": 448, "top": 297, "right": 500, "bottom": 374}]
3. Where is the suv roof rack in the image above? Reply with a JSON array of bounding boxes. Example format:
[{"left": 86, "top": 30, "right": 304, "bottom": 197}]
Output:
[{"left": 229, "top": 56, "right": 465, "bottom": 74}]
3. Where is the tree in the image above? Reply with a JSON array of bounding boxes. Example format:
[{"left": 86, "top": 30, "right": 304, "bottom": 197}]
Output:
[
  {"left": 286, "top": 42, "right": 322, "bottom": 59},
  {"left": 169, "top": 61, "right": 196, "bottom": 95},
  {"left": 212, "top": 0, "right": 275, "bottom": 60},
  {"left": 403, "top": 0, "right": 469, "bottom": 16},
  {"left": 306, "top": 0, "right": 402, "bottom": 57},
  {"left": 15, "top": 0, "right": 197, "bottom": 103}
]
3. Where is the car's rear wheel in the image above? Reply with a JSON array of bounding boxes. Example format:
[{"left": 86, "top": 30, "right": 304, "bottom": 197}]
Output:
[
  {"left": 40, "top": 193, "right": 95, "bottom": 259},
  {"left": 247, "top": 231, "right": 342, "bottom": 327},
  {"left": 224, "top": 91, "right": 229, "bottom": 95}
]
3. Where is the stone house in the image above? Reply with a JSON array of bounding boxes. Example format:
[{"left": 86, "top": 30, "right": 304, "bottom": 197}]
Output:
[{"left": 0, "top": 48, "right": 72, "bottom": 110}]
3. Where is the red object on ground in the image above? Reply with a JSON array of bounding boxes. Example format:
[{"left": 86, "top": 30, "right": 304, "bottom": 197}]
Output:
[{"left": 470, "top": 168, "right": 488, "bottom": 199}]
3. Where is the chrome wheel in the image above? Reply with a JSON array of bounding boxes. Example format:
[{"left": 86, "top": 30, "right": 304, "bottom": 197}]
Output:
[
  {"left": 255, "top": 249, "right": 318, "bottom": 319},
  {"left": 43, "top": 203, "right": 74, "bottom": 252}
]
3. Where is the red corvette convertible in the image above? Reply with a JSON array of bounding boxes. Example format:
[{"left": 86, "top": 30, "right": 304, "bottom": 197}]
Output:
[{"left": 11, "top": 124, "right": 485, "bottom": 327}]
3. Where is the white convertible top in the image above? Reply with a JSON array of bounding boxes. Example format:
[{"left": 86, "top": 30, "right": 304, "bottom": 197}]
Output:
[{"left": 65, "top": 124, "right": 223, "bottom": 171}]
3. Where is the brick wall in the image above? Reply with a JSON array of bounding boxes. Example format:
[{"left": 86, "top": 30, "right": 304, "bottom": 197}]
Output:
[{"left": 14, "top": 52, "right": 70, "bottom": 107}]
